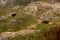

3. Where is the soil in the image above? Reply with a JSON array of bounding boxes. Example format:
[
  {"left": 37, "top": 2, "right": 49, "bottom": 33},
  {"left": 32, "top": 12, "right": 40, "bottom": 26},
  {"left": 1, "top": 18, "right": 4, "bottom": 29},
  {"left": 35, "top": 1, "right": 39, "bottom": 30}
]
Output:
[{"left": 56, "top": 30, "right": 60, "bottom": 40}]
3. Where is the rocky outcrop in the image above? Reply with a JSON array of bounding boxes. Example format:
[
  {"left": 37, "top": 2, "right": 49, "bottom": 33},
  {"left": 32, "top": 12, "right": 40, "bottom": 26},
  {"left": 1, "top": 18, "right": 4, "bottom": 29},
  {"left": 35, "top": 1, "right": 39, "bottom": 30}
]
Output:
[
  {"left": 0, "top": 29, "right": 40, "bottom": 40},
  {"left": 24, "top": 1, "right": 60, "bottom": 21},
  {"left": 0, "top": 0, "right": 60, "bottom": 6},
  {"left": 0, "top": 0, "right": 38, "bottom": 6}
]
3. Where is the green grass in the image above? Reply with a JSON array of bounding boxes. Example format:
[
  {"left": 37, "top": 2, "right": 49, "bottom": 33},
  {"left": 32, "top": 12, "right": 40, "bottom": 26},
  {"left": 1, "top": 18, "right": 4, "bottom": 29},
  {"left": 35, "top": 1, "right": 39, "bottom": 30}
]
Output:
[
  {"left": 0, "top": 14, "right": 37, "bottom": 32},
  {"left": 36, "top": 23, "right": 52, "bottom": 33},
  {"left": 10, "top": 32, "right": 46, "bottom": 40},
  {"left": 0, "top": 7, "right": 10, "bottom": 16},
  {"left": 0, "top": 6, "right": 37, "bottom": 32}
]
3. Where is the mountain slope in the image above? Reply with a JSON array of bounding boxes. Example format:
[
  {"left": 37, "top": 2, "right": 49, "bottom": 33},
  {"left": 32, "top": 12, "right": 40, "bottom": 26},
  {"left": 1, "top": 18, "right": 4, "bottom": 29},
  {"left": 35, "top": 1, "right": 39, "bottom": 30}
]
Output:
[{"left": 0, "top": 0, "right": 60, "bottom": 40}]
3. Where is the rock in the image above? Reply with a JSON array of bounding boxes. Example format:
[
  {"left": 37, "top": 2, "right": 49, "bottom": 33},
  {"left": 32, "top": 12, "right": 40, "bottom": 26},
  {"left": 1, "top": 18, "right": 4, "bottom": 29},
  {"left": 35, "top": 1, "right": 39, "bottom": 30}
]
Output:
[
  {"left": 0, "top": 0, "right": 38, "bottom": 6},
  {"left": 16, "top": 29, "right": 40, "bottom": 36},
  {"left": 10, "top": 19, "right": 23, "bottom": 24},
  {"left": 0, "top": 0, "right": 8, "bottom": 6},
  {"left": 0, "top": 16, "right": 8, "bottom": 20},
  {"left": 0, "top": 32, "right": 16, "bottom": 37},
  {"left": 0, "top": 29, "right": 40, "bottom": 39},
  {"left": 24, "top": 5, "right": 38, "bottom": 16},
  {"left": 23, "top": 1, "right": 60, "bottom": 21},
  {"left": 12, "top": 5, "right": 20, "bottom": 10}
]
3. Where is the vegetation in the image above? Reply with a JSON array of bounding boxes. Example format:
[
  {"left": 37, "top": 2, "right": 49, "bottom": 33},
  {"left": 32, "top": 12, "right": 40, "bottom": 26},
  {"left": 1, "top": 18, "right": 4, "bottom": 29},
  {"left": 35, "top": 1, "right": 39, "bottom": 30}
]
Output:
[
  {"left": 10, "top": 32, "right": 46, "bottom": 40},
  {"left": 0, "top": 0, "right": 60, "bottom": 40}
]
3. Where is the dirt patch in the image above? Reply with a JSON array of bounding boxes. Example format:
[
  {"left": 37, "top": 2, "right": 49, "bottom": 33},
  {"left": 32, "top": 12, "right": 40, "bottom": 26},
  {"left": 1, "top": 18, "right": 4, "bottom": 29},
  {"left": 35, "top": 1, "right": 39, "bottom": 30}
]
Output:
[
  {"left": 26, "top": 24, "right": 37, "bottom": 29},
  {"left": 37, "top": 19, "right": 43, "bottom": 24},
  {"left": 56, "top": 30, "right": 60, "bottom": 40}
]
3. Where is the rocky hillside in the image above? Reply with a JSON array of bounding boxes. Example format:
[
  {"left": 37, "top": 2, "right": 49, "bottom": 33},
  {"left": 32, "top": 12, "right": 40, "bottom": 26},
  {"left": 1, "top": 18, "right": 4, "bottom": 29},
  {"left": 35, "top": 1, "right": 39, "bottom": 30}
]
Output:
[
  {"left": 0, "top": 0, "right": 38, "bottom": 6},
  {"left": 0, "top": 0, "right": 60, "bottom": 6},
  {"left": 0, "top": 0, "right": 60, "bottom": 40}
]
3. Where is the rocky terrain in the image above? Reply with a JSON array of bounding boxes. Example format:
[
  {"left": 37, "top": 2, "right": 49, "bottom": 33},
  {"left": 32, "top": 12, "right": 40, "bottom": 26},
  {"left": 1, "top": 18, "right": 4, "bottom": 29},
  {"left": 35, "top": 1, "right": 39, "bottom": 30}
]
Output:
[{"left": 0, "top": 0, "right": 60, "bottom": 40}]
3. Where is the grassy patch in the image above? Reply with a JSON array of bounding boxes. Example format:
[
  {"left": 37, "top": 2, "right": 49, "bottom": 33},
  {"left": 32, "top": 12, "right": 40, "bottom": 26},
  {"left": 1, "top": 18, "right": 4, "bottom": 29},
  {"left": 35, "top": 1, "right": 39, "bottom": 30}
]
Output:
[
  {"left": 0, "top": 14, "right": 37, "bottom": 32},
  {"left": 37, "top": 23, "right": 52, "bottom": 32},
  {"left": 10, "top": 32, "right": 46, "bottom": 40}
]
